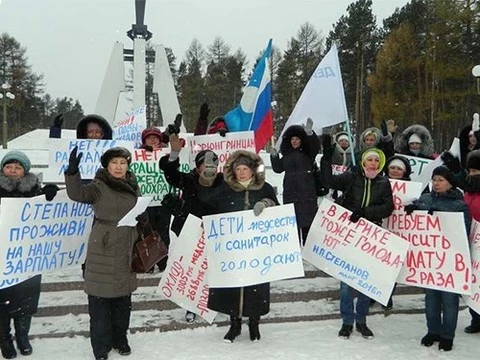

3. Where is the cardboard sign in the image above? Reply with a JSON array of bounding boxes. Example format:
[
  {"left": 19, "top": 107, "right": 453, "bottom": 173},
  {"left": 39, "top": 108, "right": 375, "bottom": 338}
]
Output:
[
  {"left": 203, "top": 204, "right": 303, "bottom": 287},
  {"left": 0, "top": 191, "right": 94, "bottom": 289},
  {"left": 463, "top": 220, "right": 480, "bottom": 313},
  {"left": 159, "top": 215, "right": 217, "bottom": 323},
  {"left": 303, "top": 198, "right": 409, "bottom": 306}
]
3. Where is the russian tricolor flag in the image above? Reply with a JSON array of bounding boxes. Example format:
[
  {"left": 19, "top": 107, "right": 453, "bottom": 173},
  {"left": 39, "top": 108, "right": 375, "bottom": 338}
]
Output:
[{"left": 224, "top": 39, "right": 273, "bottom": 152}]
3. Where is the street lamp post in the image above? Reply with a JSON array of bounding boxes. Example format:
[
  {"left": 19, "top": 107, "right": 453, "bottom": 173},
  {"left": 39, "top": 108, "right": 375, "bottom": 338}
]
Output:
[{"left": 0, "top": 83, "right": 16, "bottom": 149}]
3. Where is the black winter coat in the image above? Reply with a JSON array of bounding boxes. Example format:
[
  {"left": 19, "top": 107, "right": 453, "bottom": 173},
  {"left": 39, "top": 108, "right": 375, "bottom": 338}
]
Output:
[
  {"left": 205, "top": 150, "right": 279, "bottom": 317},
  {"left": 0, "top": 172, "right": 42, "bottom": 316}
]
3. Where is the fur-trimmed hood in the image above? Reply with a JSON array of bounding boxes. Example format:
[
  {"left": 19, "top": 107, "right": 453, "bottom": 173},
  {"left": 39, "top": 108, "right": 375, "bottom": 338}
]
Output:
[
  {"left": 0, "top": 172, "right": 41, "bottom": 195},
  {"left": 395, "top": 124, "right": 434, "bottom": 157},
  {"left": 223, "top": 150, "right": 265, "bottom": 191},
  {"left": 359, "top": 127, "right": 382, "bottom": 150},
  {"left": 94, "top": 168, "right": 139, "bottom": 195},
  {"left": 76, "top": 114, "right": 113, "bottom": 140},
  {"left": 280, "top": 125, "right": 311, "bottom": 156}
]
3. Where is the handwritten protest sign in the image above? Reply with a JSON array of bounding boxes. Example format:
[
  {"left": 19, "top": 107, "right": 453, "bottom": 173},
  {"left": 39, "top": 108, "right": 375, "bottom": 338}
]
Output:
[
  {"left": 130, "top": 148, "right": 190, "bottom": 206},
  {"left": 159, "top": 215, "right": 217, "bottom": 323},
  {"left": 0, "top": 191, "right": 94, "bottom": 289},
  {"left": 303, "top": 198, "right": 409, "bottom": 306},
  {"left": 385, "top": 179, "right": 423, "bottom": 212},
  {"left": 112, "top": 105, "right": 147, "bottom": 148},
  {"left": 464, "top": 220, "right": 480, "bottom": 313},
  {"left": 44, "top": 138, "right": 135, "bottom": 182},
  {"left": 187, "top": 131, "right": 255, "bottom": 172},
  {"left": 203, "top": 204, "right": 303, "bottom": 287},
  {"left": 399, "top": 154, "right": 433, "bottom": 179},
  {"left": 386, "top": 209, "right": 471, "bottom": 294}
]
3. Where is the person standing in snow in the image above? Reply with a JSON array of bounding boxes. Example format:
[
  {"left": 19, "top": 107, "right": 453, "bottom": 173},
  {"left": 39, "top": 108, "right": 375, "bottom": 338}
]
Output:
[
  {"left": 321, "top": 136, "right": 394, "bottom": 340},
  {"left": 205, "top": 150, "right": 278, "bottom": 343}
]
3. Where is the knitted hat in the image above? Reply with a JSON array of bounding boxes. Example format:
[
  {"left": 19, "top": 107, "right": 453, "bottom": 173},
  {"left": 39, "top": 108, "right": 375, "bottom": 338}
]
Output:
[
  {"left": 408, "top": 133, "right": 422, "bottom": 144},
  {"left": 100, "top": 147, "right": 132, "bottom": 168},
  {"left": 141, "top": 127, "right": 165, "bottom": 144},
  {"left": 432, "top": 165, "right": 454, "bottom": 186},
  {"left": 362, "top": 150, "right": 380, "bottom": 162},
  {"left": 1, "top": 150, "right": 31, "bottom": 173},
  {"left": 232, "top": 155, "right": 257, "bottom": 171},
  {"left": 195, "top": 150, "right": 219, "bottom": 168},
  {"left": 388, "top": 159, "right": 407, "bottom": 172},
  {"left": 466, "top": 149, "right": 480, "bottom": 170}
]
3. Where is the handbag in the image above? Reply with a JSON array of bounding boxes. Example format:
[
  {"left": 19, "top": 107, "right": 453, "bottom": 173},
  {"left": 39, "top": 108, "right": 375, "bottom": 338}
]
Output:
[
  {"left": 161, "top": 185, "right": 184, "bottom": 217},
  {"left": 131, "top": 222, "right": 168, "bottom": 273}
]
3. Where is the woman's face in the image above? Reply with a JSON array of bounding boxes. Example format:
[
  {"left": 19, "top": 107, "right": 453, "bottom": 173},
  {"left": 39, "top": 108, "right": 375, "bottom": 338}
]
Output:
[
  {"left": 363, "top": 156, "right": 380, "bottom": 171},
  {"left": 469, "top": 133, "right": 477, "bottom": 147},
  {"left": 469, "top": 168, "right": 480, "bottom": 176},
  {"left": 3, "top": 162, "right": 25, "bottom": 180},
  {"left": 145, "top": 134, "right": 162, "bottom": 149},
  {"left": 432, "top": 175, "right": 452, "bottom": 193},
  {"left": 388, "top": 165, "right": 405, "bottom": 179},
  {"left": 337, "top": 139, "right": 349, "bottom": 149},
  {"left": 86, "top": 122, "right": 104, "bottom": 139},
  {"left": 363, "top": 134, "right": 376, "bottom": 147},
  {"left": 234, "top": 164, "right": 254, "bottom": 182},
  {"left": 291, "top": 136, "right": 301, "bottom": 149},
  {"left": 409, "top": 142, "right": 422, "bottom": 151},
  {"left": 107, "top": 157, "right": 129, "bottom": 179}
]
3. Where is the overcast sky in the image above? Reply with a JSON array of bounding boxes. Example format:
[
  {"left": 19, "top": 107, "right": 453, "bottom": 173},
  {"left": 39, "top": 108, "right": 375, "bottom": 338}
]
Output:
[{"left": 0, "top": 0, "right": 409, "bottom": 115}]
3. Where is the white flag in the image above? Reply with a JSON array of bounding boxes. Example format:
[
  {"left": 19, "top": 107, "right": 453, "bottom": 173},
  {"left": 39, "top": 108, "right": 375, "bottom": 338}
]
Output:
[{"left": 276, "top": 43, "right": 349, "bottom": 149}]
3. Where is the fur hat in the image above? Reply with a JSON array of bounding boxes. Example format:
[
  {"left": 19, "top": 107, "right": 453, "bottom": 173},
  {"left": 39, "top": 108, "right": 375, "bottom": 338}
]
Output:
[
  {"left": 1, "top": 150, "right": 31, "bottom": 173},
  {"left": 141, "top": 127, "right": 166, "bottom": 144},
  {"left": 195, "top": 150, "right": 219, "bottom": 168},
  {"left": 432, "top": 165, "right": 454, "bottom": 186},
  {"left": 466, "top": 149, "right": 480, "bottom": 170},
  {"left": 100, "top": 147, "right": 132, "bottom": 168},
  {"left": 232, "top": 155, "right": 257, "bottom": 171}
]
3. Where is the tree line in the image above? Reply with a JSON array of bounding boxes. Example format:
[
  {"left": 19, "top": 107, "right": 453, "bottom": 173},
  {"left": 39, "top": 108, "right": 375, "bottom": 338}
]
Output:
[{"left": 1, "top": 0, "right": 480, "bottom": 152}]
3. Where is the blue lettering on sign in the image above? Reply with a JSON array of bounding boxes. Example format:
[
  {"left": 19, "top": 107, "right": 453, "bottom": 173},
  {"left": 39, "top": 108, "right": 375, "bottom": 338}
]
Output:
[
  {"left": 312, "top": 245, "right": 369, "bottom": 280},
  {"left": 219, "top": 251, "right": 302, "bottom": 276}
]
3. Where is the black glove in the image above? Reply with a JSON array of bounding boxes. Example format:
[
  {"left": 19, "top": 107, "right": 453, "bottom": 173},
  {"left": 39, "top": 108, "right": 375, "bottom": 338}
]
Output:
[
  {"left": 349, "top": 208, "right": 365, "bottom": 223},
  {"left": 65, "top": 146, "right": 83, "bottom": 175},
  {"left": 404, "top": 204, "right": 418, "bottom": 215},
  {"left": 199, "top": 103, "right": 210, "bottom": 120},
  {"left": 218, "top": 128, "right": 227, "bottom": 137},
  {"left": 52, "top": 114, "right": 64, "bottom": 128},
  {"left": 381, "top": 119, "right": 389, "bottom": 137},
  {"left": 174, "top": 113, "right": 182, "bottom": 129},
  {"left": 322, "top": 134, "right": 334, "bottom": 160},
  {"left": 164, "top": 123, "right": 181, "bottom": 137},
  {"left": 441, "top": 151, "right": 462, "bottom": 173},
  {"left": 135, "top": 211, "right": 149, "bottom": 224},
  {"left": 42, "top": 184, "right": 59, "bottom": 201},
  {"left": 428, "top": 207, "right": 440, "bottom": 216},
  {"left": 140, "top": 144, "right": 154, "bottom": 152}
]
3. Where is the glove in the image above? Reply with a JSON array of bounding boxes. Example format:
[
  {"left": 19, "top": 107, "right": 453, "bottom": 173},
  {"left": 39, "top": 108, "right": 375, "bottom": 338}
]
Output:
[
  {"left": 199, "top": 103, "right": 210, "bottom": 120},
  {"left": 428, "top": 207, "right": 440, "bottom": 216},
  {"left": 202, "top": 151, "right": 217, "bottom": 178},
  {"left": 349, "top": 208, "right": 365, "bottom": 223},
  {"left": 304, "top": 117, "right": 314, "bottom": 135},
  {"left": 270, "top": 148, "right": 278, "bottom": 157},
  {"left": 65, "top": 146, "right": 83, "bottom": 175},
  {"left": 473, "top": 113, "right": 479, "bottom": 132},
  {"left": 386, "top": 119, "right": 397, "bottom": 134},
  {"left": 42, "top": 184, "right": 59, "bottom": 201},
  {"left": 174, "top": 113, "right": 182, "bottom": 129},
  {"left": 164, "top": 123, "right": 181, "bottom": 137},
  {"left": 441, "top": 151, "right": 462, "bottom": 173},
  {"left": 135, "top": 211, "right": 149, "bottom": 224},
  {"left": 218, "top": 128, "right": 227, "bottom": 137},
  {"left": 404, "top": 204, "right": 418, "bottom": 215},
  {"left": 52, "top": 114, "right": 64, "bottom": 128},
  {"left": 253, "top": 201, "right": 267, "bottom": 216},
  {"left": 322, "top": 134, "right": 334, "bottom": 160},
  {"left": 140, "top": 144, "right": 154, "bottom": 152},
  {"left": 381, "top": 119, "right": 389, "bottom": 137}
]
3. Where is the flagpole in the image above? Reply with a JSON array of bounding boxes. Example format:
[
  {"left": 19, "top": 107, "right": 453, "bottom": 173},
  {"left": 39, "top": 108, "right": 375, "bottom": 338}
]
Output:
[{"left": 333, "top": 42, "right": 356, "bottom": 167}]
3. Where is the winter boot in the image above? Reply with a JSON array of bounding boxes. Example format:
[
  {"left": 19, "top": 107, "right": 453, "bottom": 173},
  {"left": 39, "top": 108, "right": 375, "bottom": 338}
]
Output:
[
  {"left": 13, "top": 315, "right": 32, "bottom": 356},
  {"left": 223, "top": 316, "right": 242, "bottom": 342},
  {"left": 464, "top": 324, "right": 480, "bottom": 334},
  {"left": 421, "top": 333, "right": 440, "bottom": 347},
  {"left": 438, "top": 338, "right": 453, "bottom": 351},
  {"left": 338, "top": 324, "right": 353, "bottom": 339},
  {"left": 248, "top": 316, "right": 261, "bottom": 341},
  {"left": 0, "top": 316, "right": 16, "bottom": 359},
  {"left": 356, "top": 323, "right": 374, "bottom": 339}
]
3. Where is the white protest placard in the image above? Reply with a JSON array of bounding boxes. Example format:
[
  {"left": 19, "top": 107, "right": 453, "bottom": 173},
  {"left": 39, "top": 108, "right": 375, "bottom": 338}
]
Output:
[
  {"left": 117, "top": 197, "right": 152, "bottom": 227},
  {"left": 303, "top": 198, "right": 409, "bottom": 306},
  {"left": 203, "top": 204, "right": 303, "bottom": 287},
  {"left": 159, "top": 215, "right": 217, "bottom": 323},
  {"left": 464, "top": 220, "right": 480, "bottom": 313},
  {"left": 44, "top": 138, "right": 135, "bottom": 183},
  {"left": 399, "top": 154, "right": 433, "bottom": 179},
  {"left": 130, "top": 148, "right": 191, "bottom": 206},
  {"left": 389, "top": 211, "right": 471, "bottom": 294},
  {"left": 382, "top": 179, "right": 424, "bottom": 227},
  {"left": 0, "top": 191, "right": 94, "bottom": 289},
  {"left": 187, "top": 131, "right": 255, "bottom": 172},
  {"left": 112, "top": 105, "right": 147, "bottom": 148}
]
